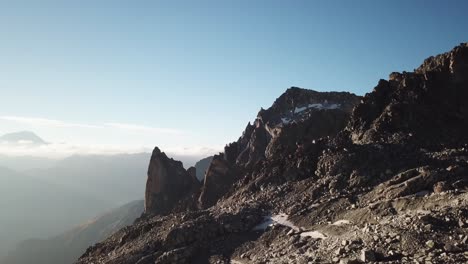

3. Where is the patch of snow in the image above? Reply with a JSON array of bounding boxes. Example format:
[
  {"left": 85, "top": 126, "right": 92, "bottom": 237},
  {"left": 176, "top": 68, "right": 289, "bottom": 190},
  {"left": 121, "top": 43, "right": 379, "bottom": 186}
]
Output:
[
  {"left": 252, "top": 213, "right": 300, "bottom": 231},
  {"left": 281, "top": 117, "right": 291, "bottom": 125},
  {"left": 294, "top": 103, "right": 341, "bottom": 114},
  {"left": 271, "top": 214, "right": 300, "bottom": 231},
  {"left": 331, "top": 219, "right": 351, "bottom": 226},
  {"left": 294, "top": 105, "right": 309, "bottom": 114},
  {"left": 252, "top": 216, "right": 274, "bottom": 231},
  {"left": 416, "top": 209, "right": 431, "bottom": 215},
  {"left": 325, "top": 103, "right": 340, "bottom": 109},
  {"left": 414, "top": 190, "right": 430, "bottom": 197},
  {"left": 308, "top": 103, "right": 325, "bottom": 109},
  {"left": 300, "top": 230, "right": 327, "bottom": 239},
  {"left": 253, "top": 213, "right": 328, "bottom": 240}
]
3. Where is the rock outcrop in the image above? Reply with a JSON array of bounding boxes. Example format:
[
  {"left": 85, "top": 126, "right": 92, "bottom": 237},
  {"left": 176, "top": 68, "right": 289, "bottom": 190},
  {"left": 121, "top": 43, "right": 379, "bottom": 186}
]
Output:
[
  {"left": 144, "top": 147, "right": 200, "bottom": 215},
  {"left": 78, "top": 43, "right": 468, "bottom": 264}
]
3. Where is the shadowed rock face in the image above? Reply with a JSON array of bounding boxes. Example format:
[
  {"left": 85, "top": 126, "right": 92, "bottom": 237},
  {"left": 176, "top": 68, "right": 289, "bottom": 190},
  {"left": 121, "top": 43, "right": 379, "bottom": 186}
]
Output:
[
  {"left": 144, "top": 147, "right": 200, "bottom": 215},
  {"left": 198, "top": 154, "right": 238, "bottom": 208},
  {"left": 187, "top": 166, "right": 198, "bottom": 183}
]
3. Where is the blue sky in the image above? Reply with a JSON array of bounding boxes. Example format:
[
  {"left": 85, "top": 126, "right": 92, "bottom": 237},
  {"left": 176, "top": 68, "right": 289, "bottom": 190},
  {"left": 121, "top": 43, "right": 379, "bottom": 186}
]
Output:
[{"left": 0, "top": 0, "right": 467, "bottom": 159}]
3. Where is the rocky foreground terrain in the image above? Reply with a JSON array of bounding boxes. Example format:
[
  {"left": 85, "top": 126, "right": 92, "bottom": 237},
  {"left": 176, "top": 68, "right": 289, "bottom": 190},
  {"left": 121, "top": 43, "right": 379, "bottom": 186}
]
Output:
[{"left": 77, "top": 43, "right": 468, "bottom": 264}]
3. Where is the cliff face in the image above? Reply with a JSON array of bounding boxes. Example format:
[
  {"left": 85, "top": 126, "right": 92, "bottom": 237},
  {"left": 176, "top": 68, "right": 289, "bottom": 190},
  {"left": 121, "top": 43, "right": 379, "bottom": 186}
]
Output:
[
  {"left": 78, "top": 44, "right": 468, "bottom": 264},
  {"left": 144, "top": 147, "right": 200, "bottom": 215}
]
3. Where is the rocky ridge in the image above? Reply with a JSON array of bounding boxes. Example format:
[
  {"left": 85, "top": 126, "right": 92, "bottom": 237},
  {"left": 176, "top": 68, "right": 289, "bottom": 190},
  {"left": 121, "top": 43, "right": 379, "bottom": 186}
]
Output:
[{"left": 78, "top": 43, "right": 468, "bottom": 264}]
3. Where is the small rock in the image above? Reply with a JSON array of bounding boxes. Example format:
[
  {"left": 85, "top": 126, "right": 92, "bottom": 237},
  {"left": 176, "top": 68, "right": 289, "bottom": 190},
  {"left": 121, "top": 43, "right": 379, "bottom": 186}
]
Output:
[
  {"left": 335, "top": 248, "right": 345, "bottom": 255},
  {"left": 425, "top": 240, "right": 435, "bottom": 249},
  {"left": 360, "top": 249, "right": 376, "bottom": 262},
  {"left": 339, "top": 258, "right": 361, "bottom": 264},
  {"left": 443, "top": 243, "right": 461, "bottom": 252},
  {"left": 459, "top": 219, "right": 467, "bottom": 228}
]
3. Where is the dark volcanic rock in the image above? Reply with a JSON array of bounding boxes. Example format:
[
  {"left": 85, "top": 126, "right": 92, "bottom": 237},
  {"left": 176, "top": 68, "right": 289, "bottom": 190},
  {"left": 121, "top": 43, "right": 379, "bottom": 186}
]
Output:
[{"left": 144, "top": 147, "right": 200, "bottom": 215}]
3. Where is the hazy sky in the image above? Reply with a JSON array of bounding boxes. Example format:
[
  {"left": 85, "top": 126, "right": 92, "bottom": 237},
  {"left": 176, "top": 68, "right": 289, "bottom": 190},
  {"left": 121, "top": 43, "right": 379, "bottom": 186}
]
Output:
[{"left": 1, "top": 0, "right": 467, "bottom": 158}]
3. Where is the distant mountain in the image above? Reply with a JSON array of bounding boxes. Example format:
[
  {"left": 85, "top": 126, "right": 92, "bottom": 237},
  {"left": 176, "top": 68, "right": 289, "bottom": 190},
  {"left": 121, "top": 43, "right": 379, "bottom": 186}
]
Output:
[
  {"left": 26, "top": 153, "right": 151, "bottom": 205},
  {"left": 0, "top": 166, "right": 112, "bottom": 258},
  {"left": 194, "top": 155, "right": 213, "bottom": 181},
  {"left": 0, "top": 152, "right": 151, "bottom": 258},
  {"left": 2, "top": 200, "right": 143, "bottom": 264},
  {"left": 0, "top": 131, "right": 47, "bottom": 145}
]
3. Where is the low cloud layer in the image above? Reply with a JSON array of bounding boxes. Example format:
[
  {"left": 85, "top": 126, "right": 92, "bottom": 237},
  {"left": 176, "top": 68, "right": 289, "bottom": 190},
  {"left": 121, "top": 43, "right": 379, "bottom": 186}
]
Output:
[
  {"left": 104, "top": 122, "right": 184, "bottom": 135},
  {"left": 0, "top": 141, "right": 221, "bottom": 160},
  {"left": 0, "top": 115, "right": 221, "bottom": 161},
  {"left": 0, "top": 116, "right": 184, "bottom": 135}
]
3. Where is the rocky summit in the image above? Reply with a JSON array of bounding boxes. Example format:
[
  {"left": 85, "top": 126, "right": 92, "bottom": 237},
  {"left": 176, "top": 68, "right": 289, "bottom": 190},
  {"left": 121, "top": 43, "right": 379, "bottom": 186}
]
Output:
[{"left": 77, "top": 44, "right": 468, "bottom": 264}]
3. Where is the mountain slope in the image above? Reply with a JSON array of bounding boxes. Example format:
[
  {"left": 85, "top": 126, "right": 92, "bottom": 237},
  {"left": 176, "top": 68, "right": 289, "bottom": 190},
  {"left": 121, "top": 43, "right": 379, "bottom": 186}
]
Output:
[
  {"left": 25, "top": 153, "right": 151, "bottom": 205},
  {"left": 78, "top": 43, "right": 468, "bottom": 264},
  {"left": 0, "top": 153, "right": 152, "bottom": 259},
  {"left": 2, "top": 200, "right": 143, "bottom": 264},
  {"left": 0, "top": 167, "right": 112, "bottom": 258}
]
